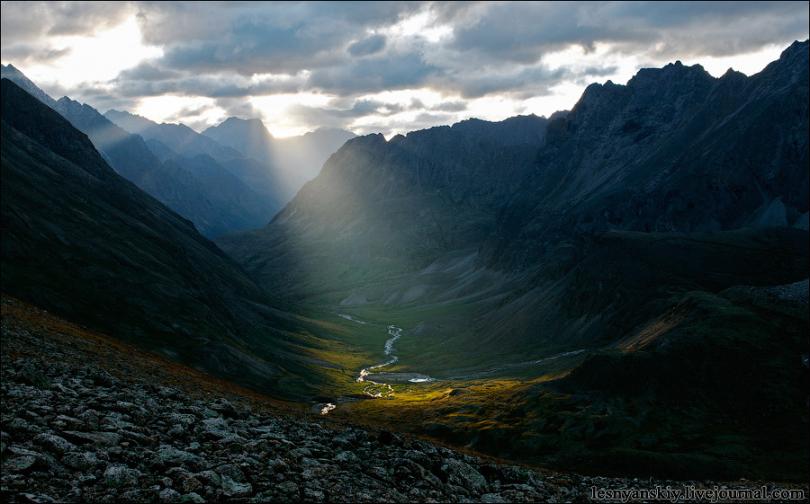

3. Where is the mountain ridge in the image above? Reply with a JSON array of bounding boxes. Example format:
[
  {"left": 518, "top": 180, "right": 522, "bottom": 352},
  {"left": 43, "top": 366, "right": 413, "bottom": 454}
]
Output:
[
  {"left": 0, "top": 66, "right": 281, "bottom": 237},
  {"left": 218, "top": 40, "right": 809, "bottom": 370},
  {"left": 0, "top": 78, "right": 324, "bottom": 395}
]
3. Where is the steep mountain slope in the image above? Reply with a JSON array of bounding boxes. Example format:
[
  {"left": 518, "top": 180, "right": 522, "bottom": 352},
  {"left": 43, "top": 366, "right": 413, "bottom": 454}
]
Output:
[
  {"left": 52, "top": 96, "right": 166, "bottom": 184},
  {"left": 0, "top": 66, "right": 162, "bottom": 187},
  {"left": 0, "top": 64, "right": 57, "bottom": 108},
  {"left": 145, "top": 154, "right": 280, "bottom": 237},
  {"left": 218, "top": 42, "right": 809, "bottom": 373},
  {"left": 487, "top": 40, "right": 809, "bottom": 269},
  {"left": 203, "top": 117, "right": 355, "bottom": 200},
  {"left": 0, "top": 78, "right": 324, "bottom": 395}
]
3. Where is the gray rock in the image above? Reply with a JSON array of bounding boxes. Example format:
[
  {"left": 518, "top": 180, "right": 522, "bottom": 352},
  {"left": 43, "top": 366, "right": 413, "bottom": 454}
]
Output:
[
  {"left": 303, "top": 487, "right": 325, "bottom": 501},
  {"left": 216, "top": 463, "right": 246, "bottom": 482},
  {"left": 34, "top": 433, "right": 76, "bottom": 455},
  {"left": 180, "top": 493, "right": 206, "bottom": 503},
  {"left": 276, "top": 481, "right": 299, "bottom": 498},
  {"left": 180, "top": 475, "right": 203, "bottom": 493},
  {"left": 201, "top": 417, "right": 230, "bottom": 439},
  {"left": 154, "top": 445, "right": 203, "bottom": 469},
  {"left": 209, "top": 398, "right": 239, "bottom": 418},
  {"left": 441, "top": 459, "right": 488, "bottom": 494},
  {"left": 103, "top": 463, "right": 141, "bottom": 487},
  {"left": 160, "top": 487, "right": 182, "bottom": 503},
  {"left": 3, "top": 455, "right": 37, "bottom": 473},
  {"left": 221, "top": 475, "right": 252, "bottom": 497},
  {"left": 62, "top": 430, "right": 121, "bottom": 447},
  {"left": 18, "top": 494, "right": 56, "bottom": 503},
  {"left": 62, "top": 451, "right": 100, "bottom": 470},
  {"left": 334, "top": 450, "right": 360, "bottom": 464},
  {"left": 195, "top": 470, "right": 222, "bottom": 488}
]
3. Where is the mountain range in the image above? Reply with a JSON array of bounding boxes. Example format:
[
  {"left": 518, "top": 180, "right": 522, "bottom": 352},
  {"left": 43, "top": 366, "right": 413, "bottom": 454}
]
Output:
[
  {"left": 216, "top": 41, "right": 809, "bottom": 477},
  {"left": 1, "top": 40, "right": 808, "bottom": 482},
  {"left": 1, "top": 64, "right": 354, "bottom": 237}
]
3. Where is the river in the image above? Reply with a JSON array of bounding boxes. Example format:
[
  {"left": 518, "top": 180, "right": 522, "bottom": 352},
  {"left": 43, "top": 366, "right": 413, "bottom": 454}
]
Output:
[{"left": 318, "top": 319, "right": 436, "bottom": 414}]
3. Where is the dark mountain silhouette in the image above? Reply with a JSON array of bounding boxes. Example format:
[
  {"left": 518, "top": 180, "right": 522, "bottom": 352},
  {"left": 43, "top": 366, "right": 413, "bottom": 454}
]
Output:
[
  {"left": 0, "top": 78, "right": 321, "bottom": 395},
  {"left": 0, "top": 64, "right": 57, "bottom": 108},
  {"left": 105, "top": 109, "right": 290, "bottom": 211}
]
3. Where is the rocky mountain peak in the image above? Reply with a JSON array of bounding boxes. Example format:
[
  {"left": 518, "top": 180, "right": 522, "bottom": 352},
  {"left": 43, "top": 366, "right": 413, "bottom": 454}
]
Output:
[
  {"left": 342, "top": 132, "right": 388, "bottom": 150},
  {"left": 763, "top": 38, "right": 809, "bottom": 83},
  {"left": 780, "top": 38, "right": 809, "bottom": 60},
  {"left": 627, "top": 60, "right": 713, "bottom": 91},
  {"left": 1, "top": 64, "right": 57, "bottom": 108},
  {"left": 213, "top": 117, "right": 272, "bottom": 138}
]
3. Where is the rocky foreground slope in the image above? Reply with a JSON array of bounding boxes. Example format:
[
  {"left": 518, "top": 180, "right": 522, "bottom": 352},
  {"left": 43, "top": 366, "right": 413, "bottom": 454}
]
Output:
[{"left": 2, "top": 297, "right": 806, "bottom": 503}]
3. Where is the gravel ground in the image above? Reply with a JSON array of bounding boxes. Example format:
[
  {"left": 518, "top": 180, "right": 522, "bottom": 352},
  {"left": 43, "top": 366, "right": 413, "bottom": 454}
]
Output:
[{"left": 1, "top": 298, "right": 806, "bottom": 503}]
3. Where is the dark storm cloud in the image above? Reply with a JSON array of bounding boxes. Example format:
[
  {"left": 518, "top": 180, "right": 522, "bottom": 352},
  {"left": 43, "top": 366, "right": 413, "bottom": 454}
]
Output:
[
  {"left": 125, "top": 1, "right": 808, "bottom": 98},
  {"left": 451, "top": 1, "right": 810, "bottom": 63},
  {"left": 0, "top": 1, "right": 133, "bottom": 42},
  {"left": 308, "top": 50, "right": 442, "bottom": 94},
  {"left": 134, "top": 2, "right": 421, "bottom": 74},
  {"left": 111, "top": 72, "right": 304, "bottom": 98},
  {"left": 348, "top": 34, "right": 387, "bottom": 57},
  {"left": 117, "top": 62, "right": 181, "bottom": 81},
  {"left": 2, "top": 1, "right": 807, "bottom": 134}
]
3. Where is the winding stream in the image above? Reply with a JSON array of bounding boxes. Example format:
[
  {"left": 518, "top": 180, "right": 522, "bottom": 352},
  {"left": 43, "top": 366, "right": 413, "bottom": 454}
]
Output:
[
  {"left": 356, "top": 325, "right": 402, "bottom": 398},
  {"left": 318, "top": 319, "right": 436, "bottom": 414},
  {"left": 317, "top": 313, "right": 585, "bottom": 415}
]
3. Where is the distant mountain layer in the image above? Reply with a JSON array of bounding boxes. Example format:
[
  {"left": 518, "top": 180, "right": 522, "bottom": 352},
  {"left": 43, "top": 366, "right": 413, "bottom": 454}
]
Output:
[
  {"left": 0, "top": 68, "right": 279, "bottom": 237},
  {"left": 104, "top": 109, "right": 244, "bottom": 163},
  {"left": 106, "top": 110, "right": 353, "bottom": 211},
  {"left": 0, "top": 78, "right": 316, "bottom": 394},
  {"left": 60, "top": 101, "right": 279, "bottom": 237},
  {"left": 202, "top": 117, "right": 355, "bottom": 200}
]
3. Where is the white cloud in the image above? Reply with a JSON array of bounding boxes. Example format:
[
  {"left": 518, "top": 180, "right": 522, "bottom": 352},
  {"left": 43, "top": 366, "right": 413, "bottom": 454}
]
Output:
[
  {"left": 5, "top": 16, "right": 161, "bottom": 90},
  {"left": 2, "top": 1, "right": 807, "bottom": 138},
  {"left": 250, "top": 93, "right": 335, "bottom": 137}
]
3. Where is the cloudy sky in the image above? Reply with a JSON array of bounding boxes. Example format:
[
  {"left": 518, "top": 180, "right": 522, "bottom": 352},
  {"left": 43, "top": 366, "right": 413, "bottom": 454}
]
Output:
[{"left": 2, "top": 1, "right": 807, "bottom": 137}]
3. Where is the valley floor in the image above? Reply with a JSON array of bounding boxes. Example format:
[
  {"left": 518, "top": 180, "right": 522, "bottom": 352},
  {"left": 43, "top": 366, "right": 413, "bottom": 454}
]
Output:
[{"left": 1, "top": 296, "right": 807, "bottom": 503}]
